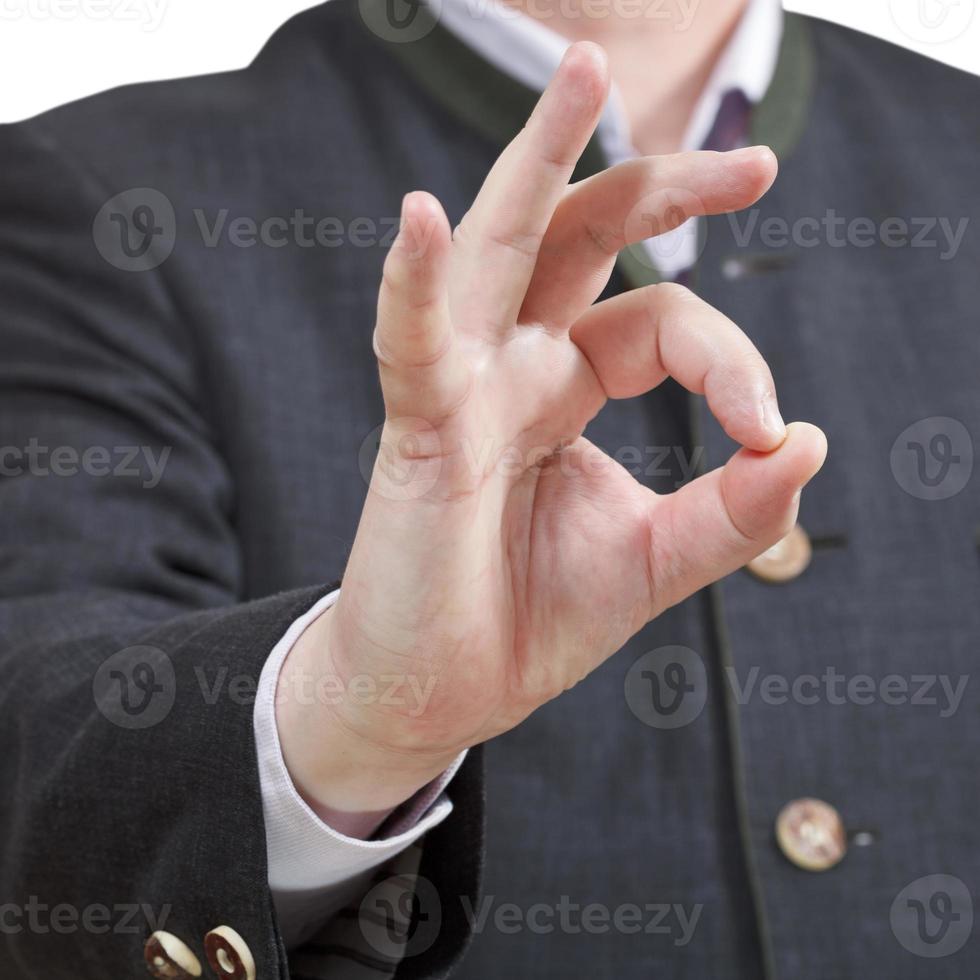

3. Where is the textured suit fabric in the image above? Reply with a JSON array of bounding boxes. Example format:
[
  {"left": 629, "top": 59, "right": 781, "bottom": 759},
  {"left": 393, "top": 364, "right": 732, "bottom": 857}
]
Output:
[{"left": 0, "top": 2, "right": 977, "bottom": 978}]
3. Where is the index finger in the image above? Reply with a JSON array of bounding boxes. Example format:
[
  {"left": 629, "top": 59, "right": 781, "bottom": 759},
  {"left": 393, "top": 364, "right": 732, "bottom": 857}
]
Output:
[{"left": 571, "top": 282, "right": 786, "bottom": 452}]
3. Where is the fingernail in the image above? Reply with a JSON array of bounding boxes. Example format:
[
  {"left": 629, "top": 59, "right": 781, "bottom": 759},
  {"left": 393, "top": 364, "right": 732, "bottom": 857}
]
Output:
[
  {"left": 762, "top": 394, "right": 786, "bottom": 442},
  {"left": 730, "top": 144, "right": 774, "bottom": 161}
]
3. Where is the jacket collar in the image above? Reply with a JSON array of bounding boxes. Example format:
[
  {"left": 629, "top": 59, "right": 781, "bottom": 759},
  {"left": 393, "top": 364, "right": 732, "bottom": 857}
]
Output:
[{"left": 367, "top": 1, "right": 815, "bottom": 284}]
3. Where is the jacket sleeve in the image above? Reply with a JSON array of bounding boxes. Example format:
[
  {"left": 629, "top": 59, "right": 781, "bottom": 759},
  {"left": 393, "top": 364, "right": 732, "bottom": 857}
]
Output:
[
  {"left": 0, "top": 115, "right": 342, "bottom": 979},
  {"left": 0, "top": 112, "right": 486, "bottom": 980}
]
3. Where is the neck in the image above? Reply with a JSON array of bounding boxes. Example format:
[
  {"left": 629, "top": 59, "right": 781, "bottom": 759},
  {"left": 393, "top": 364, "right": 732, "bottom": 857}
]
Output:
[{"left": 501, "top": 0, "right": 751, "bottom": 154}]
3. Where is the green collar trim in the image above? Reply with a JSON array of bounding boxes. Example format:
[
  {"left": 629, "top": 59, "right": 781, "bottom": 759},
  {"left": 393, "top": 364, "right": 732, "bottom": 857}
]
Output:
[
  {"left": 371, "top": 5, "right": 816, "bottom": 286},
  {"left": 376, "top": 6, "right": 539, "bottom": 156},
  {"left": 750, "top": 12, "right": 816, "bottom": 160}
]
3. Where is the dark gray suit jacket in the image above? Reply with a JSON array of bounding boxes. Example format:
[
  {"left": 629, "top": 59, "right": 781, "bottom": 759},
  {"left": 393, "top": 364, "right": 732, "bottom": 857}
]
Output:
[{"left": 1, "top": 2, "right": 978, "bottom": 977}]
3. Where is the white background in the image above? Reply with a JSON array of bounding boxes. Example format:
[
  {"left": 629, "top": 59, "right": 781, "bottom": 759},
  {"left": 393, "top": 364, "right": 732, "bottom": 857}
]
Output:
[{"left": 0, "top": 0, "right": 977, "bottom": 123}]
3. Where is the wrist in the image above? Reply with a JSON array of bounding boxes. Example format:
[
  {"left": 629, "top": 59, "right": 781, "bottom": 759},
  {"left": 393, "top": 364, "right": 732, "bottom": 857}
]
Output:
[{"left": 275, "top": 605, "right": 459, "bottom": 816}]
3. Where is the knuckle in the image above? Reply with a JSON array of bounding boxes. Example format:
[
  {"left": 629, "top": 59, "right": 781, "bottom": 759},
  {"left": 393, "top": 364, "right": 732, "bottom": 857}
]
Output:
[
  {"left": 487, "top": 227, "right": 544, "bottom": 259},
  {"left": 371, "top": 326, "right": 398, "bottom": 369},
  {"left": 582, "top": 218, "right": 622, "bottom": 256}
]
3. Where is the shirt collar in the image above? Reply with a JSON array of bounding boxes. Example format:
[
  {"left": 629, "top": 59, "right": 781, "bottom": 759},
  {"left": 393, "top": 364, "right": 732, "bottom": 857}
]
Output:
[
  {"left": 436, "top": 0, "right": 784, "bottom": 157},
  {"left": 681, "top": 0, "right": 783, "bottom": 151}
]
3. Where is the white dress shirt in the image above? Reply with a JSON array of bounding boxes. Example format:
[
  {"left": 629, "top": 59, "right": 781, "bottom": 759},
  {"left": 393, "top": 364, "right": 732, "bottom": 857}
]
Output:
[
  {"left": 438, "top": 0, "right": 783, "bottom": 275},
  {"left": 254, "top": 0, "right": 785, "bottom": 950}
]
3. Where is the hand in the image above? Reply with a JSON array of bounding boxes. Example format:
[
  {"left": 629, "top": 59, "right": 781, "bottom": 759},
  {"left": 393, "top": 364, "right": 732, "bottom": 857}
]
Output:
[{"left": 277, "top": 43, "right": 827, "bottom": 818}]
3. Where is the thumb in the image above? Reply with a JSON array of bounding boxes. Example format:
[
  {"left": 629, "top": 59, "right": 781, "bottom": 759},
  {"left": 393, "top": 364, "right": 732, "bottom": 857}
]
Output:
[{"left": 647, "top": 421, "right": 828, "bottom": 615}]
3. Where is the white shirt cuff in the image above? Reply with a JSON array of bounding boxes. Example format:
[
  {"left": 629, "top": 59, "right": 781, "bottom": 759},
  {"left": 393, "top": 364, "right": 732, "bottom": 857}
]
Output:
[{"left": 254, "top": 588, "right": 466, "bottom": 948}]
